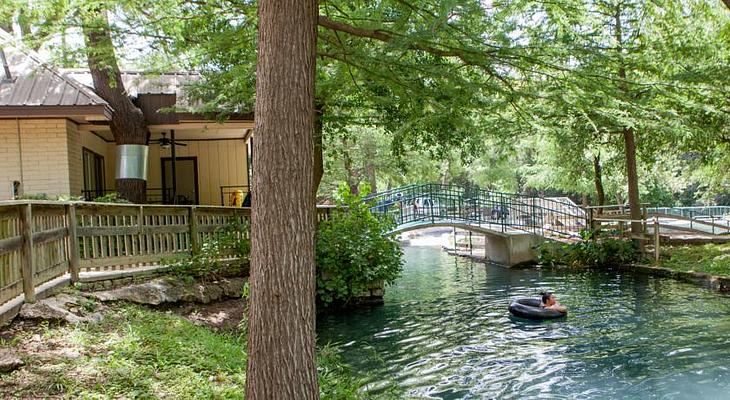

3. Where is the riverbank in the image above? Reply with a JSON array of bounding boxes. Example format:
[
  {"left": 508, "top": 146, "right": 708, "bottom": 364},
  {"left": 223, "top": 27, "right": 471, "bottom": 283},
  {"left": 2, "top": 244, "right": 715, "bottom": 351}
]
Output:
[
  {"left": 445, "top": 241, "right": 730, "bottom": 292},
  {"left": 659, "top": 242, "right": 730, "bottom": 276},
  {"left": 0, "top": 299, "right": 371, "bottom": 399},
  {"left": 620, "top": 242, "right": 730, "bottom": 292}
]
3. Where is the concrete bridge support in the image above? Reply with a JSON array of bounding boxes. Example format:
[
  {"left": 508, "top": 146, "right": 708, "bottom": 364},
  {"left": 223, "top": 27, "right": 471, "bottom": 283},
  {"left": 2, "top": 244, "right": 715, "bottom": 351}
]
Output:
[{"left": 483, "top": 233, "right": 544, "bottom": 267}]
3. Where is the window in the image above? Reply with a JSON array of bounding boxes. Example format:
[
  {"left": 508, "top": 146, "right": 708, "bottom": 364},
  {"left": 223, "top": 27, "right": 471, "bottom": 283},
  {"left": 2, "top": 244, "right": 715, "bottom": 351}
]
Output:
[{"left": 82, "top": 148, "right": 105, "bottom": 200}]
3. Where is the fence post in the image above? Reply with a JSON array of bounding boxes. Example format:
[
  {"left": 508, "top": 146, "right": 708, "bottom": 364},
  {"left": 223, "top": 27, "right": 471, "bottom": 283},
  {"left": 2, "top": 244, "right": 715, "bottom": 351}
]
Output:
[
  {"left": 20, "top": 203, "right": 35, "bottom": 303},
  {"left": 66, "top": 204, "right": 80, "bottom": 282},
  {"left": 654, "top": 216, "right": 660, "bottom": 263},
  {"left": 641, "top": 205, "right": 648, "bottom": 236},
  {"left": 429, "top": 184, "right": 435, "bottom": 224},
  {"left": 189, "top": 206, "right": 200, "bottom": 255},
  {"left": 469, "top": 230, "right": 473, "bottom": 255}
]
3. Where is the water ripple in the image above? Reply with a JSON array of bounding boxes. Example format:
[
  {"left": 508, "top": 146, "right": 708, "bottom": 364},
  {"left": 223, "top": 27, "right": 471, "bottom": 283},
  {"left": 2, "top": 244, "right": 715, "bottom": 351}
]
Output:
[{"left": 317, "top": 246, "right": 730, "bottom": 399}]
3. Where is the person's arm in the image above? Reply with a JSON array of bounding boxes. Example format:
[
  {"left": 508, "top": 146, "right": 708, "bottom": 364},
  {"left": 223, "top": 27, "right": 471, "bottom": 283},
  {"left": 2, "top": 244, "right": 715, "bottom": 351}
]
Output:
[{"left": 549, "top": 304, "right": 567, "bottom": 313}]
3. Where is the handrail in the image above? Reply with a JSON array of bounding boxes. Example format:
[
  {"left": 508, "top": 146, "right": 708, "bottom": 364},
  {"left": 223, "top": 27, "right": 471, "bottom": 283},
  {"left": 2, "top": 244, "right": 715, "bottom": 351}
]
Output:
[{"left": 367, "top": 183, "right": 587, "bottom": 238}]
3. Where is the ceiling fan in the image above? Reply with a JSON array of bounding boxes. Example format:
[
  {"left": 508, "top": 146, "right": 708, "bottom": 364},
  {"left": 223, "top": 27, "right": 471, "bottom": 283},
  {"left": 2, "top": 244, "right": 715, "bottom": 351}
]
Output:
[{"left": 152, "top": 132, "right": 187, "bottom": 149}]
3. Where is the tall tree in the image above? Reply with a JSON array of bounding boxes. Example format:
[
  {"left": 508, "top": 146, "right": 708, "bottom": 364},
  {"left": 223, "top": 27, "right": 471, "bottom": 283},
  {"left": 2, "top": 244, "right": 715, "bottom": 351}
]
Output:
[
  {"left": 245, "top": 0, "right": 319, "bottom": 398},
  {"left": 83, "top": 7, "right": 149, "bottom": 203}
]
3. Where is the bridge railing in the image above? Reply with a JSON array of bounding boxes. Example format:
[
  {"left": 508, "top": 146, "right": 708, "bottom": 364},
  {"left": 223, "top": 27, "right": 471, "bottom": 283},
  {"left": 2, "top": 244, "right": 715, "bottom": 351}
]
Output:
[{"left": 368, "top": 183, "right": 587, "bottom": 238}]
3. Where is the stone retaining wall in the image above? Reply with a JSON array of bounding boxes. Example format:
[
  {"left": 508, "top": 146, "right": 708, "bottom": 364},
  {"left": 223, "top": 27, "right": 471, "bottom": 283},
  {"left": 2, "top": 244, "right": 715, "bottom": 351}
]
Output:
[
  {"left": 75, "top": 272, "right": 168, "bottom": 292},
  {"left": 616, "top": 264, "right": 730, "bottom": 292},
  {"left": 353, "top": 280, "right": 385, "bottom": 306}
]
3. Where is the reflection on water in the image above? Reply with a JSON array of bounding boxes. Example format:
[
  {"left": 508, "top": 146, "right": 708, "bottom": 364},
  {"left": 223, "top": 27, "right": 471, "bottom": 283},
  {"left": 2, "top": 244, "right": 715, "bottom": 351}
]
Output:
[{"left": 317, "top": 246, "right": 730, "bottom": 399}]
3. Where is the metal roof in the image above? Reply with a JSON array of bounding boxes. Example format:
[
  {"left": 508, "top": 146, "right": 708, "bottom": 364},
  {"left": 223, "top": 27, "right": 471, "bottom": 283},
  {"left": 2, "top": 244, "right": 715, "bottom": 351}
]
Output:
[
  {"left": 0, "top": 30, "right": 110, "bottom": 110},
  {"left": 63, "top": 69, "right": 203, "bottom": 111}
]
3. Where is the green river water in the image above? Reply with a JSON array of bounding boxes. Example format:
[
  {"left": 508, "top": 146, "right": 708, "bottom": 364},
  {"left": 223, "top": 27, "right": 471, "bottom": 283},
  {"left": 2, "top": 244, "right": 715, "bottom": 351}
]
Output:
[{"left": 317, "top": 245, "right": 730, "bottom": 399}]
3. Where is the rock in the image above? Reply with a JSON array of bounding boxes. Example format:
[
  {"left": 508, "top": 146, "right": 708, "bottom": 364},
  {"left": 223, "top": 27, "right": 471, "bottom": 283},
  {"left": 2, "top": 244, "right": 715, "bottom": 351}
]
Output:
[
  {"left": 92, "top": 277, "right": 247, "bottom": 305},
  {"left": 0, "top": 350, "right": 23, "bottom": 373},
  {"left": 19, "top": 294, "right": 102, "bottom": 324},
  {"left": 220, "top": 278, "right": 245, "bottom": 298}
]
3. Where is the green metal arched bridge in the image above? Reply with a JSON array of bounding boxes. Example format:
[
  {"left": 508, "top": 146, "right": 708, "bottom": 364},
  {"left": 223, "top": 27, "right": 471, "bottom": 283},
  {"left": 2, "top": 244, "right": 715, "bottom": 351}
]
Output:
[
  {"left": 366, "top": 183, "right": 587, "bottom": 240},
  {"left": 365, "top": 183, "right": 730, "bottom": 240}
]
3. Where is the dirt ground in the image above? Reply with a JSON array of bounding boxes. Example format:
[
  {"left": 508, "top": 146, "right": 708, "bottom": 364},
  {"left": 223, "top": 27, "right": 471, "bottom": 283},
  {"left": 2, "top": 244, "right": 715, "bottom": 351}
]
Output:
[{"left": 157, "top": 298, "right": 247, "bottom": 332}]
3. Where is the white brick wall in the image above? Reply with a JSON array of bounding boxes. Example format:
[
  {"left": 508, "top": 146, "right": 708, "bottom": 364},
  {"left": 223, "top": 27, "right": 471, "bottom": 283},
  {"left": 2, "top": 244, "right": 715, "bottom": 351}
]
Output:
[{"left": 0, "top": 119, "right": 73, "bottom": 199}]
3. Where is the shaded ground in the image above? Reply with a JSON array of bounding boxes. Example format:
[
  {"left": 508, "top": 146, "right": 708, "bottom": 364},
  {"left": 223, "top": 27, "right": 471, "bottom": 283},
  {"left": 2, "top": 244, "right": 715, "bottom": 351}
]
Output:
[
  {"left": 661, "top": 242, "right": 730, "bottom": 276},
  {"left": 158, "top": 298, "right": 247, "bottom": 333},
  {"left": 0, "top": 303, "right": 248, "bottom": 399},
  {"left": 0, "top": 294, "right": 368, "bottom": 399}
]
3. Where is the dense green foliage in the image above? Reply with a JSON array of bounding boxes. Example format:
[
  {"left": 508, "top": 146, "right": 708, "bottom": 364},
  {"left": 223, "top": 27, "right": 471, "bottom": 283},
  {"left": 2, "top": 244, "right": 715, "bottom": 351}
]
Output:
[
  {"left": 660, "top": 243, "right": 730, "bottom": 276},
  {"left": 316, "top": 185, "right": 404, "bottom": 307},
  {"left": 538, "top": 233, "right": 639, "bottom": 268},
  {"left": 4, "top": 1, "right": 730, "bottom": 205},
  {"left": 168, "top": 219, "right": 251, "bottom": 280},
  {"left": 0, "top": 303, "right": 378, "bottom": 399},
  {"left": 91, "top": 192, "right": 131, "bottom": 204}
]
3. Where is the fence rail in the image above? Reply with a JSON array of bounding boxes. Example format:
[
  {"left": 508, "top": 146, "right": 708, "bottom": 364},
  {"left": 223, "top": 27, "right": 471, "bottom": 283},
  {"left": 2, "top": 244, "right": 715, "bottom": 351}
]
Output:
[{"left": 0, "top": 201, "right": 331, "bottom": 311}]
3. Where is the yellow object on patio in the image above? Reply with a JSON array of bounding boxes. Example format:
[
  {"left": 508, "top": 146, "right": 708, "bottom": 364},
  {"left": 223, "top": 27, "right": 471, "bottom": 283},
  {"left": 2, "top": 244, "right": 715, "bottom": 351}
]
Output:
[{"left": 230, "top": 189, "right": 245, "bottom": 207}]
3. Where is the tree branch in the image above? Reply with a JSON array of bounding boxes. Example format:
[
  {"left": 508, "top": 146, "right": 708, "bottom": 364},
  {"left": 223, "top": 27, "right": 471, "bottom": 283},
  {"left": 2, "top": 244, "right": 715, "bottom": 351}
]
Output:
[{"left": 318, "top": 15, "right": 494, "bottom": 66}]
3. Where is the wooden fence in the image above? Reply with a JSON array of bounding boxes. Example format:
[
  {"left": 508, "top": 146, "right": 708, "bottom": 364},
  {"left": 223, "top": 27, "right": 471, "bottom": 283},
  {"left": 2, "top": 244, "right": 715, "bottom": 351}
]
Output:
[{"left": 0, "top": 201, "right": 332, "bottom": 309}]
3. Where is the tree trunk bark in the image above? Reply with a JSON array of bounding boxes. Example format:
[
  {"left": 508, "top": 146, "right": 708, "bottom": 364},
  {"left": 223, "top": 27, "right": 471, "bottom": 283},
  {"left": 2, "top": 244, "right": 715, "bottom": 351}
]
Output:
[
  {"left": 313, "top": 104, "right": 325, "bottom": 200},
  {"left": 593, "top": 153, "right": 606, "bottom": 213},
  {"left": 363, "top": 138, "right": 377, "bottom": 194},
  {"left": 614, "top": 6, "right": 643, "bottom": 249},
  {"left": 341, "top": 137, "right": 359, "bottom": 195},
  {"left": 623, "top": 127, "right": 644, "bottom": 242},
  {"left": 365, "top": 162, "right": 377, "bottom": 194},
  {"left": 245, "top": 0, "right": 319, "bottom": 398},
  {"left": 83, "top": 10, "right": 149, "bottom": 203}
]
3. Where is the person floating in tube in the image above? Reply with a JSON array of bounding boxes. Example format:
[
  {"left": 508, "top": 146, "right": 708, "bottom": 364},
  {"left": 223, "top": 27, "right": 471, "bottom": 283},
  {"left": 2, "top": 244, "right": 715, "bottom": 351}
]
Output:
[{"left": 540, "top": 292, "right": 567, "bottom": 313}]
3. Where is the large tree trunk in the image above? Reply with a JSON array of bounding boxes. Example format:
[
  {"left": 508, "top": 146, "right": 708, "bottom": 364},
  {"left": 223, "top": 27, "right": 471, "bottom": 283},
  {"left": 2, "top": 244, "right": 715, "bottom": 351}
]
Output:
[
  {"left": 592, "top": 153, "right": 606, "bottom": 212},
  {"left": 245, "top": 0, "right": 319, "bottom": 398},
  {"left": 83, "top": 10, "right": 149, "bottom": 203},
  {"left": 622, "top": 127, "right": 643, "bottom": 243},
  {"left": 614, "top": 6, "right": 643, "bottom": 249}
]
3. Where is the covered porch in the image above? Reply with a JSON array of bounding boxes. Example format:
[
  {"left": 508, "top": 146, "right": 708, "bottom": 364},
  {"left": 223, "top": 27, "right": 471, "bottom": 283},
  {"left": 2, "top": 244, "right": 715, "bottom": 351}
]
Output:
[{"left": 79, "top": 121, "right": 252, "bottom": 206}]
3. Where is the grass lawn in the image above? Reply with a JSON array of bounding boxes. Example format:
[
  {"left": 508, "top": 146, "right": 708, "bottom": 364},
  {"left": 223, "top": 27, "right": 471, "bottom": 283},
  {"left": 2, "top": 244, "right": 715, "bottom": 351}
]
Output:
[
  {"left": 660, "top": 242, "right": 730, "bottom": 276},
  {"left": 0, "top": 303, "right": 371, "bottom": 399}
]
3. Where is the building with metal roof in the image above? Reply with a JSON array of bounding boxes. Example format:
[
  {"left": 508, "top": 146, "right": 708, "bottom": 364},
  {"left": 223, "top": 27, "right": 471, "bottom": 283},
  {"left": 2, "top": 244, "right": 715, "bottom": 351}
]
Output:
[
  {"left": 0, "top": 29, "right": 112, "bottom": 121},
  {"left": 0, "top": 29, "right": 253, "bottom": 205}
]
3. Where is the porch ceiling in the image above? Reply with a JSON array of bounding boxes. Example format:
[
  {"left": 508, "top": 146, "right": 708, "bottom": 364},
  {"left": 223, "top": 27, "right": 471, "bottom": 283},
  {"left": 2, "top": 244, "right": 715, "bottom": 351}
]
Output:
[{"left": 80, "top": 121, "right": 253, "bottom": 142}]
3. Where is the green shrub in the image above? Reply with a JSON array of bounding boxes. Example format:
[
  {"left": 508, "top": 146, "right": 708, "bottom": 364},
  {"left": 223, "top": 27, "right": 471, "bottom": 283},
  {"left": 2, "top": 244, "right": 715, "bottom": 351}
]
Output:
[
  {"left": 167, "top": 218, "right": 251, "bottom": 280},
  {"left": 316, "top": 185, "right": 403, "bottom": 307},
  {"left": 92, "top": 192, "right": 131, "bottom": 203},
  {"left": 538, "top": 232, "right": 639, "bottom": 268},
  {"left": 19, "top": 193, "right": 84, "bottom": 201},
  {"left": 19, "top": 193, "right": 50, "bottom": 200}
]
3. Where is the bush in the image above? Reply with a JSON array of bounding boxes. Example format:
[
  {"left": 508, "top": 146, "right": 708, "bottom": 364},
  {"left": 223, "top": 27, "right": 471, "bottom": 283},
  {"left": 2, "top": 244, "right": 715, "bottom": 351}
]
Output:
[
  {"left": 168, "top": 218, "right": 251, "bottom": 280},
  {"left": 316, "top": 185, "right": 404, "bottom": 307},
  {"left": 538, "top": 231, "right": 639, "bottom": 268},
  {"left": 92, "top": 192, "right": 131, "bottom": 203},
  {"left": 19, "top": 193, "right": 84, "bottom": 201}
]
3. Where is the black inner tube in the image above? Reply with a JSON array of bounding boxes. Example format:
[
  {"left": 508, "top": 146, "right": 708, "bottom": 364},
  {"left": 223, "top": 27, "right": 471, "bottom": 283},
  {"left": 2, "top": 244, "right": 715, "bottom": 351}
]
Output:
[{"left": 508, "top": 298, "right": 567, "bottom": 320}]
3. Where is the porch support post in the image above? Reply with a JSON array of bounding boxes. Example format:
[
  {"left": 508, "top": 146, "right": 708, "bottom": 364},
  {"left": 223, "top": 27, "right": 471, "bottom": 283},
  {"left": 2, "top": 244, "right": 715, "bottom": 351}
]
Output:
[{"left": 171, "top": 129, "right": 177, "bottom": 204}]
